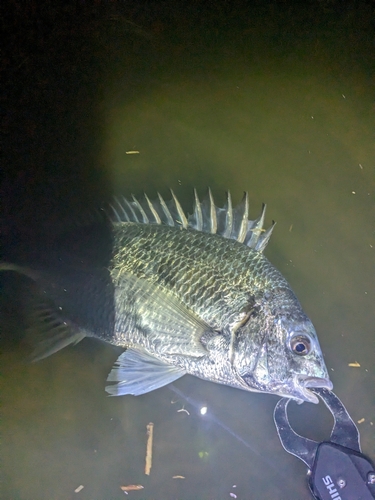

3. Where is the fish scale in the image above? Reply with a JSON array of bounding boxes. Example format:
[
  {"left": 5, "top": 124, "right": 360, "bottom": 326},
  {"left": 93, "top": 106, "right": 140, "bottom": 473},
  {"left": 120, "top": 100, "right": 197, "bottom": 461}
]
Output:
[{"left": 112, "top": 223, "right": 268, "bottom": 329}]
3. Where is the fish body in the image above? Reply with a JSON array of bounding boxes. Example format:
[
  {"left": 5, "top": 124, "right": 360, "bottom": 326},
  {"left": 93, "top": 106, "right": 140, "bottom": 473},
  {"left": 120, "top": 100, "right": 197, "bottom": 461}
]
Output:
[{"left": 1, "top": 190, "right": 332, "bottom": 403}]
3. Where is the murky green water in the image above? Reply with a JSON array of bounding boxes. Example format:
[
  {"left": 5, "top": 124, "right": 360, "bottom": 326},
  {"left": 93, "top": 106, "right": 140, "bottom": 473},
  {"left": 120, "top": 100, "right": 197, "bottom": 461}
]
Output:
[{"left": 2, "top": 3, "right": 374, "bottom": 499}]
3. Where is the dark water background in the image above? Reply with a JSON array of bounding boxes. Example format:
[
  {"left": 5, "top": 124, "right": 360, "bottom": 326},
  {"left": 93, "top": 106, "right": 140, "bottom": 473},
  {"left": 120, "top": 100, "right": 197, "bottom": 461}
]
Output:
[{"left": 1, "top": 1, "right": 374, "bottom": 499}]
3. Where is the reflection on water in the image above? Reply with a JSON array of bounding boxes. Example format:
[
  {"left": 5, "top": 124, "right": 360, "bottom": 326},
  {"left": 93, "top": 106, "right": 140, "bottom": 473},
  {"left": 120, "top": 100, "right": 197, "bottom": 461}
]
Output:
[{"left": 2, "top": 2, "right": 374, "bottom": 499}]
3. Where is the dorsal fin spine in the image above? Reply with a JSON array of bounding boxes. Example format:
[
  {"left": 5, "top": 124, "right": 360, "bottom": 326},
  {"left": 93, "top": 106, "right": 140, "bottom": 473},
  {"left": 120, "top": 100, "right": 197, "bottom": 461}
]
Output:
[
  {"left": 158, "top": 193, "right": 174, "bottom": 226},
  {"left": 123, "top": 196, "right": 139, "bottom": 222},
  {"left": 193, "top": 189, "right": 203, "bottom": 230},
  {"left": 237, "top": 192, "right": 249, "bottom": 243},
  {"left": 170, "top": 189, "right": 188, "bottom": 228},
  {"left": 114, "top": 197, "right": 130, "bottom": 222},
  {"left": 255, "top": 220, "right": 276, "bottom": 252},
  {"left": 144, "top": 193, "right": 161, "bottom": 224},
  {"left": 110, "top": 203, "right": 122, "bottom": 222},
  {"left": 208, "top": 188, "right": 217, "bottom": 234},
  {"left": 223, "top": 191, "right": 233, "bottom": 238},
  {"left": 132, "top": 195, "right": 149, "bottom": 224}
]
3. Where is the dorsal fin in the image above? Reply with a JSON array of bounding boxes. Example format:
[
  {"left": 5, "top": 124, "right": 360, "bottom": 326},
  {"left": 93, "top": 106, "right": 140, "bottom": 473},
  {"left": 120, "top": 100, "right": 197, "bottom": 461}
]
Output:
[{"left": 109, "top": 189, "right": 276, "bottom": 252}]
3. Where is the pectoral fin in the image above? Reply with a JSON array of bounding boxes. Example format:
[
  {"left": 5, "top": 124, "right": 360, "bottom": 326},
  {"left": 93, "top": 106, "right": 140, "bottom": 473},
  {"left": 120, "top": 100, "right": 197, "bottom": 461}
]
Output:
[
  {"left": 114, "top": 272, "right": 213, "bottom": 357},
  {"left": 106, "top": 348, "right": 185, "bottom": 396}
]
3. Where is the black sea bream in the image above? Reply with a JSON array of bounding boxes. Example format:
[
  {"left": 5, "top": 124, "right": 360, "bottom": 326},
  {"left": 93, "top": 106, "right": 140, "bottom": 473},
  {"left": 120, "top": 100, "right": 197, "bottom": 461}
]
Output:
[{"left": 1, "top": 190, "right": 332, "bottom": 403}]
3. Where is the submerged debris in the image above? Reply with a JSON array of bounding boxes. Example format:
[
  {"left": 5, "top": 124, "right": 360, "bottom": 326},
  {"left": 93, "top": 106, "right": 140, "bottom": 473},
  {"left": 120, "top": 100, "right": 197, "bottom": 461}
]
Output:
[
  {"left": 120, "top": 485, "right": 144, "bottom": 491},
  {"left": 145, "top": 422, "right": 154, "bottom": 475},
  {"left": 177, "top": 407, "right": 190, "bottom": 415}
]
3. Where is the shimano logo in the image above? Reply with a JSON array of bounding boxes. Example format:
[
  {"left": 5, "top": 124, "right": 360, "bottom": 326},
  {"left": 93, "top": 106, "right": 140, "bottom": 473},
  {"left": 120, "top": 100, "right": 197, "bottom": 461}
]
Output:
[{"left": 322, "top": 476, "right": 342, "bottom": 500}]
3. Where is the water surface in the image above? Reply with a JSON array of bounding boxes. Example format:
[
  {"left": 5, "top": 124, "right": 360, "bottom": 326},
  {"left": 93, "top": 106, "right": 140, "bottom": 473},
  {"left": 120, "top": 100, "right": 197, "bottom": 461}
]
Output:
[{"left": 2, "top": 2, "right": 374, "bottom": 499}]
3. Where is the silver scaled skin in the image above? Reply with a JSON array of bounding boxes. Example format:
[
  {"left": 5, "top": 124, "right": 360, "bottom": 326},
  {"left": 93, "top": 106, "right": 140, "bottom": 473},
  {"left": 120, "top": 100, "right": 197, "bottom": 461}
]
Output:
[{"left": 105, "top": 191, "right": 332, "bottom": 403}]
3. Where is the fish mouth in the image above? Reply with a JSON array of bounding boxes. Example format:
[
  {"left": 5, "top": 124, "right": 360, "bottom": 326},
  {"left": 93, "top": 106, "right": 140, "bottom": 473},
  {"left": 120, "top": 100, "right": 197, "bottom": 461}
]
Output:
[{"left": 293, "top": 375, "right": 333, "bottom": 404}]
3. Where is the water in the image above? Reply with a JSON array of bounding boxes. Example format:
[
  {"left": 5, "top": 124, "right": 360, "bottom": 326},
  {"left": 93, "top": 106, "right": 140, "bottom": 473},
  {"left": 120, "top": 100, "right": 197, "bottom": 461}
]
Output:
[{"left": 2, "top": 2, "right": 374, "bottom": 499}]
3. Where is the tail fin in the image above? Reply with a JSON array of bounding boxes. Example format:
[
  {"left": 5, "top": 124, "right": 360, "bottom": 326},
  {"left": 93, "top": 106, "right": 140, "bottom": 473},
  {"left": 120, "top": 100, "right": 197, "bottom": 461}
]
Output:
[
  {"left": 0, "top": 262, "right": 39, "bottom": 281},
  {"left": 1, "top": 262, "right": 85, "bottom": 361}
]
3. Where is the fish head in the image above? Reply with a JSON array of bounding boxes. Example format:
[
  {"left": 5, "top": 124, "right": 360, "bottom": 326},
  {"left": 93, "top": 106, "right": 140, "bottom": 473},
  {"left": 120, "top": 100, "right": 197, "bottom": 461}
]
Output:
[{"left": 233, "top": 288, "right": 332, "bottom": 404}]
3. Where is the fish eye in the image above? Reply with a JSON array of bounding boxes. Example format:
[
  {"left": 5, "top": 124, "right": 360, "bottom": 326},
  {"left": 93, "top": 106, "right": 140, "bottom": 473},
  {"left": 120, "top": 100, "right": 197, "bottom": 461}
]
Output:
[{"left": 289, "top": 334, "right": 312, "bottom": 356}]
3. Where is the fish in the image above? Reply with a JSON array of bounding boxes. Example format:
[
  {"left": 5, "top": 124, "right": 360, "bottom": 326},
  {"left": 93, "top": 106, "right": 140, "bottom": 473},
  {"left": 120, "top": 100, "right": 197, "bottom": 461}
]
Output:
[{"left": 1, "top": 189, "right": 333, "bottom": 403}]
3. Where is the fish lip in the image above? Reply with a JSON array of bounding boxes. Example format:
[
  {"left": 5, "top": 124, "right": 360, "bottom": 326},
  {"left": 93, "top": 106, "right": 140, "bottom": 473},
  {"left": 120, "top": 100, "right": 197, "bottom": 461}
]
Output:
[{"left": 294, "top": 375, "right": 333, "bottom": 404}]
